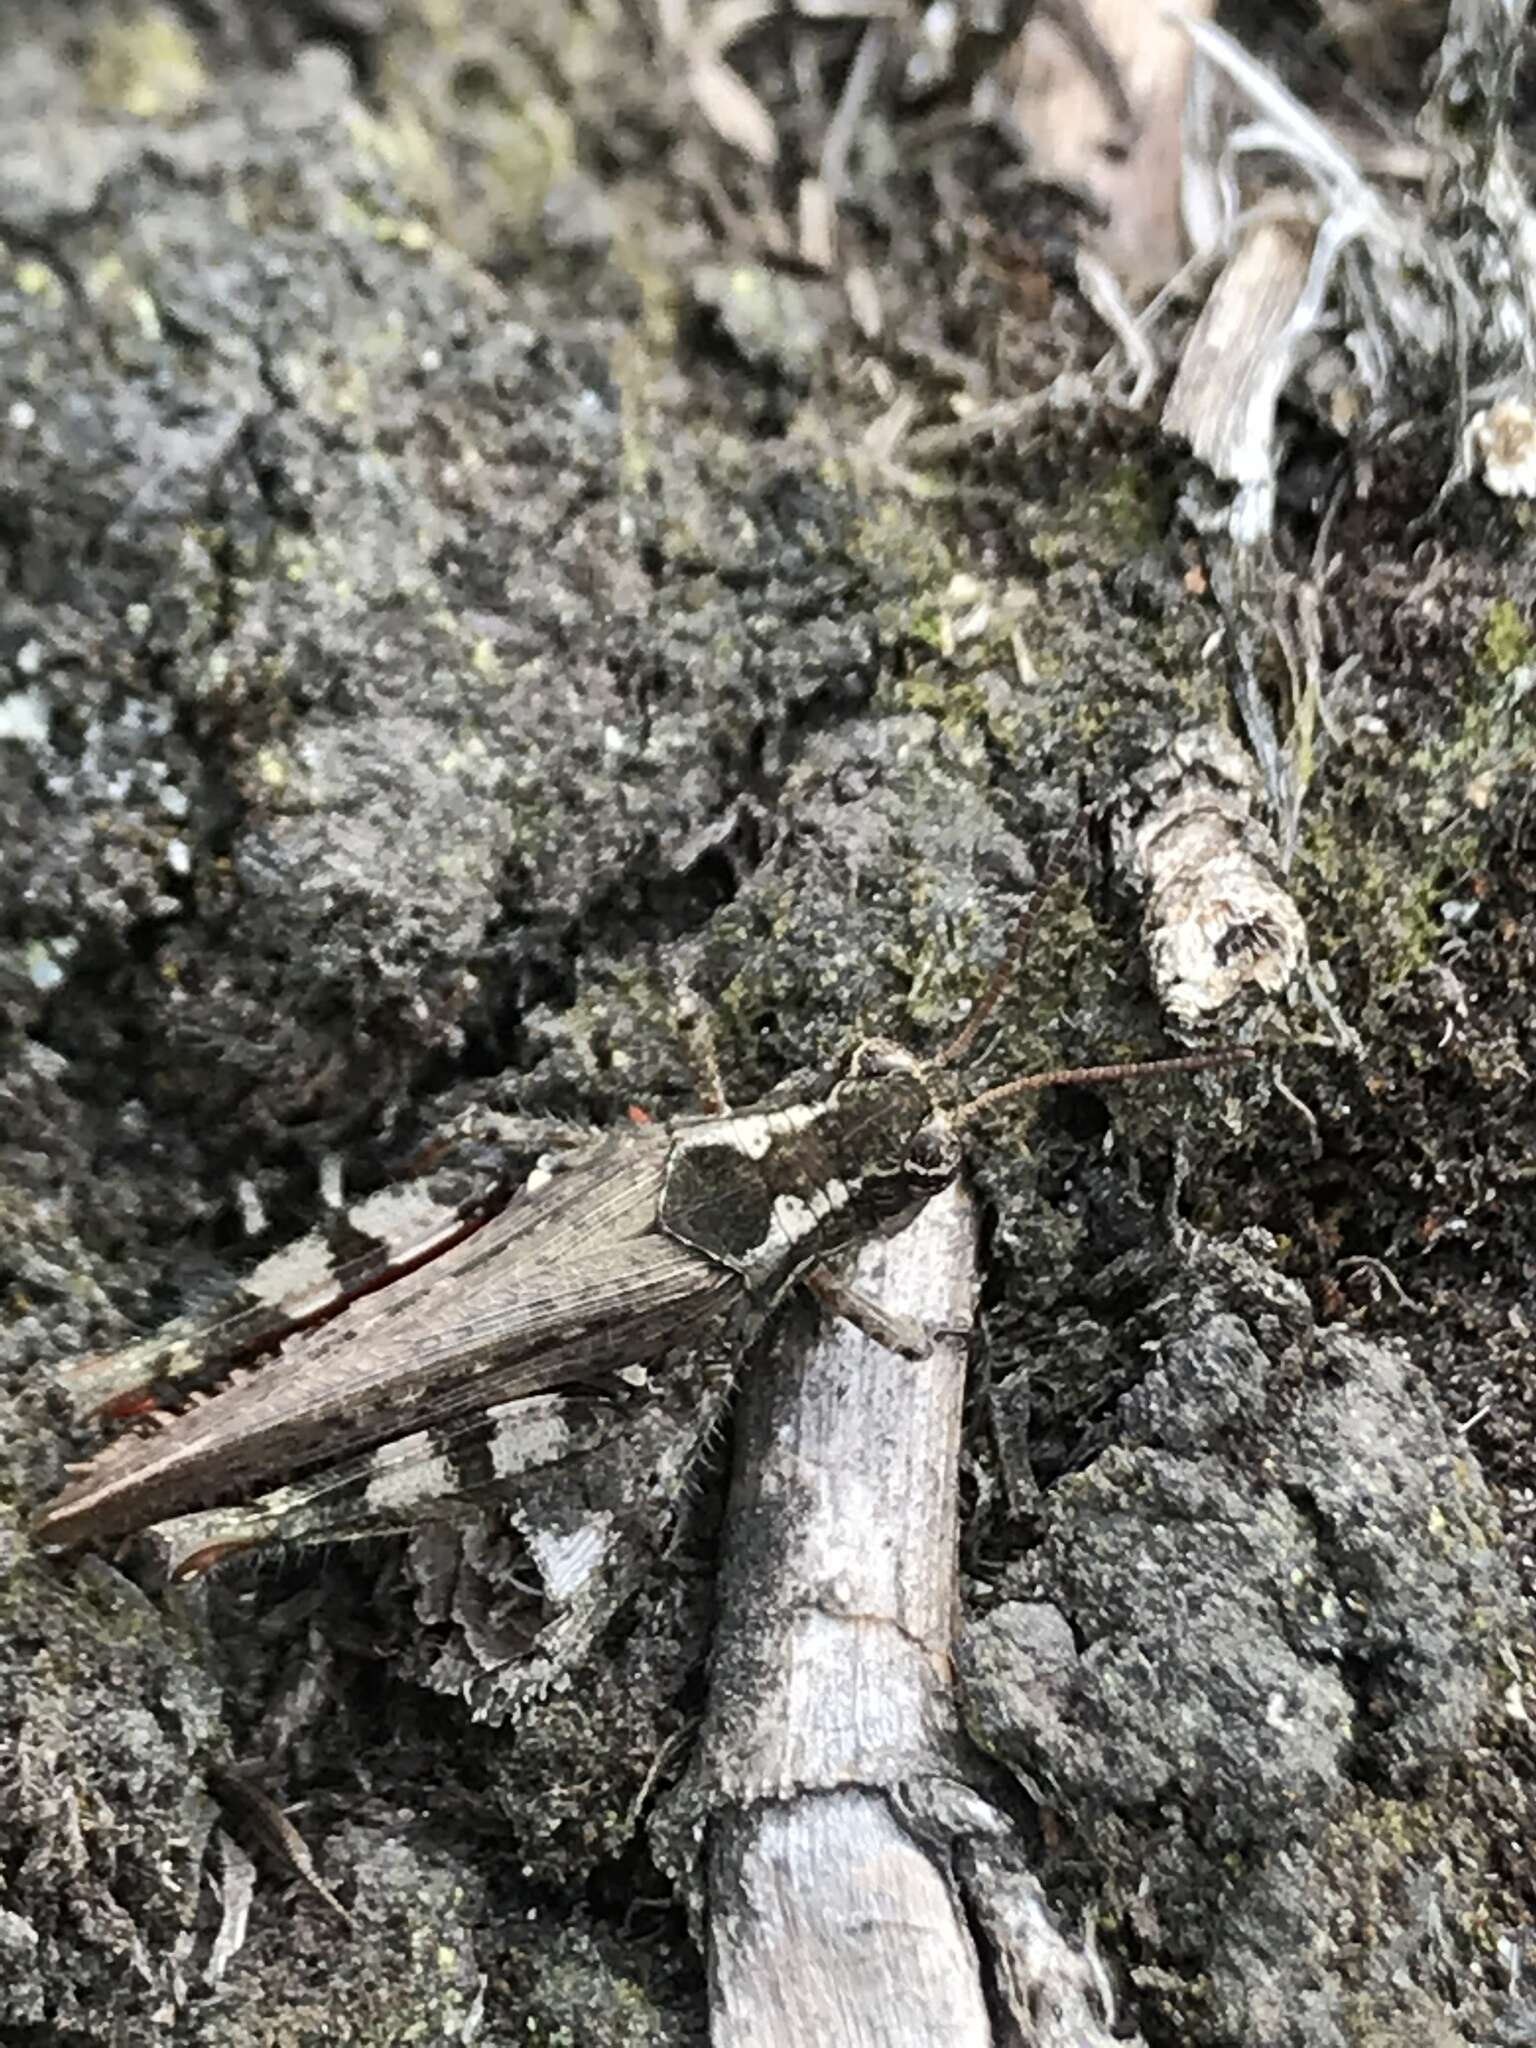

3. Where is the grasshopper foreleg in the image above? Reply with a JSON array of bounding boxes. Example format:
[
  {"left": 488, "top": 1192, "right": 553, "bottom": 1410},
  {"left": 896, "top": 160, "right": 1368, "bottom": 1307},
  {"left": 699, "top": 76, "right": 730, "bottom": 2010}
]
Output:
[{"left": 803, "top": 1267, "right": 932, "bottom": 1360}]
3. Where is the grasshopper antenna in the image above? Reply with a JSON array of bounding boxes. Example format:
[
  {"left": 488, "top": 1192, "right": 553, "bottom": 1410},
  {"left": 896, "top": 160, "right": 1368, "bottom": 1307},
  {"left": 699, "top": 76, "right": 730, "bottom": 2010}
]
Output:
[
  {"left": 930, "top": 807, "right": 1092, "bottom": 1072},
  {"left": 953, "top": 1046, "right": 1258, "bottom": 1128}
]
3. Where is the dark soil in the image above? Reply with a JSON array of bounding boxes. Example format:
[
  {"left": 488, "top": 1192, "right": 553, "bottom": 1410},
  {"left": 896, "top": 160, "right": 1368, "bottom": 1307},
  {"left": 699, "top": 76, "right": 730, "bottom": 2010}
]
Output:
[{"left": 1, "top": 5, "right": 1531, "bottom": 2043}]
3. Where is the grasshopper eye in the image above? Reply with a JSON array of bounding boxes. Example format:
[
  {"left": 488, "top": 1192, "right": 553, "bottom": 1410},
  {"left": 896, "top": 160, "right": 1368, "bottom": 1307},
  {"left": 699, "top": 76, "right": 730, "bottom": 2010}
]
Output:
[
  {"left": 906, "top": 1120, "right": 960, "bottom": 1184},
  {"left": 849, "top": 1038, "right": 915, "bottom": 1080}
]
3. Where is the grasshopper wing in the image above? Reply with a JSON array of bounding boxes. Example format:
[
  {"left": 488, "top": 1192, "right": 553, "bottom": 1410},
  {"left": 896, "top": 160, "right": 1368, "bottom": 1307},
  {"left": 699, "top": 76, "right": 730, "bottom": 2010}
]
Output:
[{"left": 36, "top": 1130, "right": 735, "bottom": 1550}]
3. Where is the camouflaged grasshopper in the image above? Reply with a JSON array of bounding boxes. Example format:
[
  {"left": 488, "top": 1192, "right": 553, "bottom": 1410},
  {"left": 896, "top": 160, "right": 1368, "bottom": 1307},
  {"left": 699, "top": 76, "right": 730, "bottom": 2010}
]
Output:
[{"left": 33, "top": 883, "right": 1252, "bottom": 1588}]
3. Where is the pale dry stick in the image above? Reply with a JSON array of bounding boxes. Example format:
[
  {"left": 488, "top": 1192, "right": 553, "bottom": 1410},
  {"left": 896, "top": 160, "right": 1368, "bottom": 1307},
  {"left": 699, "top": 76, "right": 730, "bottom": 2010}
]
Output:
[
  {"left": 1422, "top": 0, "right": 1536, "bottom": 492},
  {"left": 1076, "top": 250, "right": 1159, "bottom": 407},
  {"left": 206, "top": 1831, "right": 257, "bottom": 1988},
  {"left": 800, "top": 20, "right": 889, "bottom": 272},
  {"left": 681, "top": 1184, "right": 1141, "bottom": 2048},
  {"left": 819, "top": 20, "right": 887, "bottom": 199}
]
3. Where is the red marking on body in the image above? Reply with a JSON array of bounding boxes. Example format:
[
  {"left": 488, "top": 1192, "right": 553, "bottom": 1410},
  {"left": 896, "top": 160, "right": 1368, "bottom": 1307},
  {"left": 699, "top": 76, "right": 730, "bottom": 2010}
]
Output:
[
  {"left": 100, "top": 1389, "right": 167, "bottom": 1421},
  {"left": 173, "top": 1537, "right": 260, "bottom": 1580}
]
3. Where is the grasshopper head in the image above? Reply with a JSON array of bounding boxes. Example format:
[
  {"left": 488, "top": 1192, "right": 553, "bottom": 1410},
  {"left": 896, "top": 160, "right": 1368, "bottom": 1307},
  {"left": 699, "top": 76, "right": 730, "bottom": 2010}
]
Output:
[{"left": 828, "top": 1038, "right": 963, "bottom": 1224}]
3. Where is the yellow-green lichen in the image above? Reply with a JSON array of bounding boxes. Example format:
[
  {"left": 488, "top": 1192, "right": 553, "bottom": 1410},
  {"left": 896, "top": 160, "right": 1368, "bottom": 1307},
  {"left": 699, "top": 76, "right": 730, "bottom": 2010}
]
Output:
[
  {"left": 848, "top": 496, "right": 957, "bottom": 609},
  {"left": 1031, "top": 461, "right": 1169, "bottom": 571},
  {"left": 14, "top": 258, "right": 65, "bottom": 304},
  {"left": 486, "top": 101, "right": 577, "bottom": 230},
  {"left": 87, "top": 8, "right": 208, "bottom": 122},
  {"left": 1479, "top": 597, "right": 1534, "bottom": 678},
  {"left": 1304, "top": 806, "right": 1479, "bottom": 989},
  {"left": 887, "top": 667, "right": 1022, "bottom": 757},
  {"left": 345, "top": 103, "right": 453, "bottom": 218}
]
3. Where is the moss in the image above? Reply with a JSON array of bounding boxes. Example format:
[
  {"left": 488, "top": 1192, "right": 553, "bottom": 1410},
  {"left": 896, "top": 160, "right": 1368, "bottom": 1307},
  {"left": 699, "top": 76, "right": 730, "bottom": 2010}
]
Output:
[
  {"left": 277, "top": 534, "right": 319, "bottom": 584},
  {"left": 848, "top": 496, "right": 957, "bottom": 613},
  {"left": 890, "top": 666, "right": 1018, "bottom": 754},
  {"left": 1301, "top": 600, "right": 1534, "bottom": 987},
  {"left": 1303, "top": 804, "right": 1478, "bottom": 989},
  {"left": 1094, "top": 460, "right": 1170, "bottom": 551},
  {"left": 1031, "top": 461, "right": 1169, "bottom": 570},
  {"left": 1478, "top": 596, "right": 1534, "bottom": 677}
]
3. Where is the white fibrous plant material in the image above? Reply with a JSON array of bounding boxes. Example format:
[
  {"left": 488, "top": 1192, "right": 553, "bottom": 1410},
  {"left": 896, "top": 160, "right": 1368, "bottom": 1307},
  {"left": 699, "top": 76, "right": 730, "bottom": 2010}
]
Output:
[
  {"left": 1164, "top": 13, "right": 1440, "bottom": 505},
  {"left": 1162, "top": 218, "right": 1314, "bottom": 543}
]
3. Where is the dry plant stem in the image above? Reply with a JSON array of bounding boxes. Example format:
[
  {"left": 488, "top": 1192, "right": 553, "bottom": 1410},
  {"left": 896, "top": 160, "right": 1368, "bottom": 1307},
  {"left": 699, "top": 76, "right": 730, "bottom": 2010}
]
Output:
[
  {"left": 1168, "top": 12, "right": 1445, "bottom": 515},
  {"left": 1118, "top": 726, "right": 1309, "bottom": 1025},
  {"left": 901, "top": 372, "right": 1097, "bottom": 459},
  {"left": 1008, "top": 0, "right": 1212, "bottom": 293},
  {"left": 1162, "top": 218, "right": 1314, "bottom": 538},
  {"left": 698, "top": 1185, "right": 1135, "bottom": 2047}
]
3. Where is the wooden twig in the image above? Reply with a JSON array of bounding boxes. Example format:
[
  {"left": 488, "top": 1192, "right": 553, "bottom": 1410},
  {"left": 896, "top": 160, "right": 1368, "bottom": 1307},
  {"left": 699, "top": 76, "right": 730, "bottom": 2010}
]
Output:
[{"left": 687, "top": 1185, "right": 1138, "bottom": 2046}]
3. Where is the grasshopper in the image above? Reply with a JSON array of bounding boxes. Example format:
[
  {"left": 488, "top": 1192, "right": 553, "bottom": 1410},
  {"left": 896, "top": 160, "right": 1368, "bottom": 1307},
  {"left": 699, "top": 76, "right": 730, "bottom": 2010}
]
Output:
[{"left": 33, "top": 876, "right": 1254, "bottom": 1591}]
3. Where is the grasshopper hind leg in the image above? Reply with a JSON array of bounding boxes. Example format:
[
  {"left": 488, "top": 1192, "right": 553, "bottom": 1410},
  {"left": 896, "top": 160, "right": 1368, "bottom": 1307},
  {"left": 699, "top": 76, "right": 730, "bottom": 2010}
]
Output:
[
  {"left": 139, "top": 1355, "right": 740, "bottom": 1720},
  {"left": 147, "top": 1393, "right": 623, "bottom": 1580},
  {"left": 671, "top": 975, "right": 730, "bottom": 1115},
  {"left": 144, "top": 1351, "right": 737, "bottom": 1715}
]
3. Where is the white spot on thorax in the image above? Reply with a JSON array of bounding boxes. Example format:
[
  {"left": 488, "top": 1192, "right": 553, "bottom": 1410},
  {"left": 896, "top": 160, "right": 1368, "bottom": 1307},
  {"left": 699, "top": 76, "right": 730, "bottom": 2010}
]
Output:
[
  {"left": 724, "top": 1101, "right": 820, "bottom": 1161},
  {"left": 806, "top": 1177, "right": 850, "bottom": 1224},
  {"left": 729, "top": 1115, "right": 773, "bottom": 1161},
  {"left": 770, "top": 1192, "right": 817, "bottom": 1244}
]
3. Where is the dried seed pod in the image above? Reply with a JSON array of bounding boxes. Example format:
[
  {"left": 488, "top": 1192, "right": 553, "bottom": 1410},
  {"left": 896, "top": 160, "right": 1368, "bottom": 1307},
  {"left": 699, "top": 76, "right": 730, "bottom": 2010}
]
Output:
[{"left": 1119, "top": 727, "right": 1308, "bottom": 1025}]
